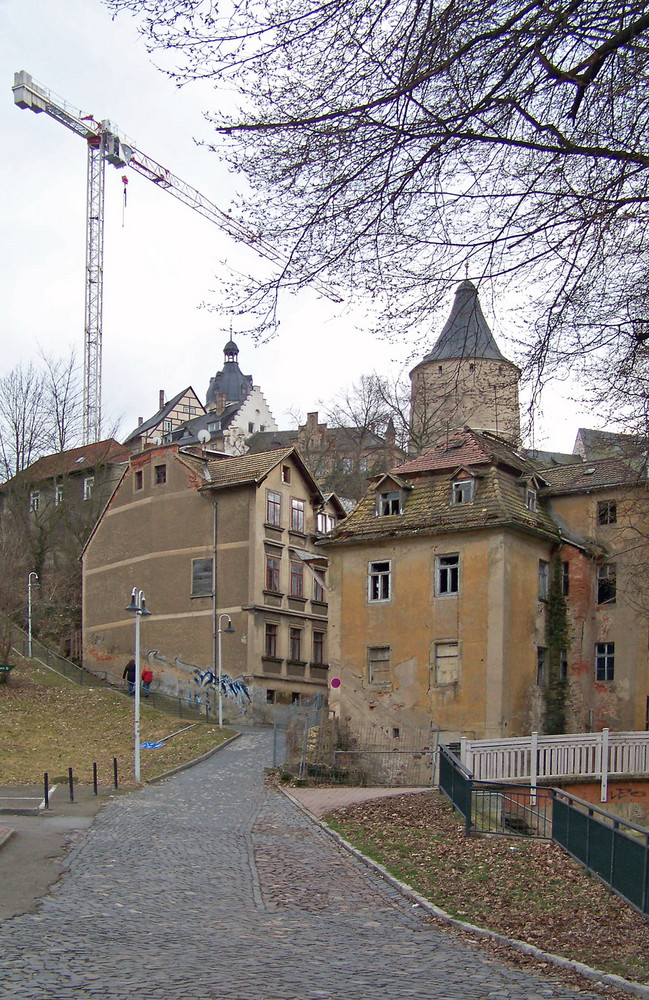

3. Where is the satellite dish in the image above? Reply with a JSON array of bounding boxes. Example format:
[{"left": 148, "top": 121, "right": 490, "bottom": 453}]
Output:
[
  {"left": 197, "top": 429, "right": 210, "bottom": 445},
  {"left": 152, "top": 436, "right": 162, "bottom": 446}
]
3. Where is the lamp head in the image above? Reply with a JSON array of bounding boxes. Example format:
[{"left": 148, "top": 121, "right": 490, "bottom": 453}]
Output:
[
  {"left": 125, "top": 587, "right": 139, "bottom": 613},
  {"left": 224, "top": 618, "right": 235, "bottom": 634},
  {"left": 140, "top": 596, "right": 152, "bottom": 617}
]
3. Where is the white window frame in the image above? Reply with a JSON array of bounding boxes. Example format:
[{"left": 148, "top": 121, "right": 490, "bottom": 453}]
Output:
[
  {"left": 376, "top": 491, "right": 401, "bottom": 516},
  {"left": 436, "top": 554, "right": 459, "bottom": 596},
  {"left": 452, "top": 478, "right": 474, "bottom": 504},
  {"left": 54, "top": 484, "right": 64, "bottom": 506},
  {"left": 368, "top": 560, "right": 391, "bottom": 603},
  {"left": 83, "top": 477, "right": 94, "bottom": 501},
  {"left": 30, "top": 490, "right": 40, "bottom": 512}
]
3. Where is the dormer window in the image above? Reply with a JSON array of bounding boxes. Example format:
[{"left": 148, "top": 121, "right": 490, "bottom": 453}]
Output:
[
  {"left": 376, "top": 490, "right": 402, "bottom": 516},
  {"left": 526, "top": 489, "right": 537, "bottom": 512},
  {"left": 452, "top": 478, "right": 474, "bottom": 504}
]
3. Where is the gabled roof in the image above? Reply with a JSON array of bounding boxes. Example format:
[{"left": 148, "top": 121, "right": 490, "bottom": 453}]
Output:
[
  {"left": 416, "top": 281, "right": 511, "bottom": 365},
  {"left": 123, "top": 386, "right": 204, "bottom": 444},
  {"left": 393, "top": 428, "right": 535, "bottom": 478},
  {"left": 541, "top": 458, "right": 644, "bottom": 495},
  {"left": 181, "top": 446, "right": 325, "bottom": 499},
  {"left": 1, "top": 438, "right": 130, "bottom": 489}
]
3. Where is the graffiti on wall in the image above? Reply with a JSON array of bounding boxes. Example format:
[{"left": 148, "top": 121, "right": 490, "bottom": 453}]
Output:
[{"left": 146, "top": 649, "right": 251, "bottom": 709}]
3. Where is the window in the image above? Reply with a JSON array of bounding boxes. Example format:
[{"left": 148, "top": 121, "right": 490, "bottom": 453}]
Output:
[
  {"left": 538, "top": 559, "right": 549, "bottom": 601},
  {"left": 597, "top": 563, "right": 616, "bottom": 605},
  {"left": 30, "top": 490, "right": 40, "bottom": 512},
  {"left": 368, "top": 560, "right": 391, "bottom": 602},
  {"left": 313, "top": 575, "right": 326, "bottom": 603},
  {"left": 537, "top": 646, "right": 547, "bottom": 686},
  {"left": 266, "top": 490, "right": 281, "bottom": 526},
  {"left": 435, "top": 643, "right": 459, "bottom": 685},
  {"left": 282, "top": 465, "right": 291, "bottom": 484},
  {"left": 266, "top": 688, "right": 276, "bottom": 703},
  {"left": 316, "top": 512, "right": 336, "bottom": 533},
  {"left": 376, "top": 491, "right": 401, "bottom": 516},
  {"left": 290, "top": 561, "right": 304, "bottom": 598},
  {"left": 83, "top": 477, "right": 94, "bottom": 501},
  {"left": 260, "top": 425, "right": 266, "bottom": 432},
  {"left": 264, "top": 623, "right": 278, "bottom": 658},
  {"left": 248, "top": 422, "right": 255, "bottom": 433},
  {"left": 266, "top": 555, "right": 281, "bottom": 592},
  {"left": 452, "top": 478, "right": 474, "bottom": 504},
  {"left": 162, "top": 419, "right": 173, "bottom": 434},
  {"left": 313, "top": 631, "right": 325, "bottom": 664},
  {"left": 154, "top": 464, "right": 166, "bottom": 485},
  {"left": 562, "top": 561, "right": 570, "bottom": 596},
  {"left": 596, "top": 642, "right": 615, "bottom": 681},
  {"left": 368, "top": 646, "right": 391, "bottom": 686},
  {"left": 290, "top": 498, "right": 305, "bottom": 533},
  {"left": 598, "top": 501, "right": 617, "bottom": 525},
  {"left": 289, "top": 627, "right": 302, "bottom": 661},
  {"left": 55, "top": 484, "right": 64, "bottom": 506},
  {"left": 526, "top": 489, "right": 537, "bottom": 512},
  {"left": 436, "top": 554, "right": 459, "bottom": 596},
  {"left": 134, "top": 470, "right": 143, "bottom": 491},
  {"left": 191, "top": 557, "right": 213, "bottom": 596},
  {"left": 559, "top": 648, "right": 568, "bottom": 682},
  {"left": 208, "top": 420, "right": 221, "bottom": 432}
]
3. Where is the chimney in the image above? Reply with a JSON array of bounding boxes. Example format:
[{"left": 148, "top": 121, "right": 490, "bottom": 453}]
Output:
[
  {"left": 138, "top": 417, "right": 143, "bottom": 427},
  {"left": 159, "top": 390, "right": 165, "bottom": 410}
]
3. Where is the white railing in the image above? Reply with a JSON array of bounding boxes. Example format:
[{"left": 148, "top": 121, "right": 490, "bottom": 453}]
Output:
[{"left": 459, "top": 730, "right": 649, "bottom": 803}]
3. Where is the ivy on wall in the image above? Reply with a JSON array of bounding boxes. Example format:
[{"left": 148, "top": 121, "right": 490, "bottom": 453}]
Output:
[{"left": 544, "top": 557, "right": 570, "bottom": 735}]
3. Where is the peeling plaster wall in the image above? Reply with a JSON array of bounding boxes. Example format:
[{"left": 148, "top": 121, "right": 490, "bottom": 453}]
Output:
[{"left": 327, "top": 526, "right": 554, "bottom": 741}]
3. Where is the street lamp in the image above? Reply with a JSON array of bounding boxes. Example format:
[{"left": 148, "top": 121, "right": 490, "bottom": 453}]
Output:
[
  {"left": 125, "top": 587, "right": 152, "bottom": 782},
  {"left": 27, "top": 572, "right": 39, "bottom": 658},
  {"left": 216, "top": 613, "right": 235, "bottom": 728}
]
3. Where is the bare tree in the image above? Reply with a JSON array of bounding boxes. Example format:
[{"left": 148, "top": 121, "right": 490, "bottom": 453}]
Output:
[
  {"left": 107, "top": 0, "right": 649, "bottom": 407},
  {"left": 0, "top": 363, "right": 48, "bottom": 480},
  {"left": 40, "top": 349, "right": 83, "bottom": 455}
]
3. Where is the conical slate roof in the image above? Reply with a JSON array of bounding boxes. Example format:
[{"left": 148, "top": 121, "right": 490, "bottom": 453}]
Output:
[{"left": 421, "top": 280, "right": 507, "bottom": 363}]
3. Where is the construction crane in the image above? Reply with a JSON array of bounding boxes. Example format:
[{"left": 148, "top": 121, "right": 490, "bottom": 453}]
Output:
[{"left": 13, "top": 70, "right": 338, "bottom": 444}]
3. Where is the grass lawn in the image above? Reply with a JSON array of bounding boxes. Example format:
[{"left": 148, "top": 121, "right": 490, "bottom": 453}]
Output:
[{"left": 1, "top": 655, "right": 234, "bottom": 787}]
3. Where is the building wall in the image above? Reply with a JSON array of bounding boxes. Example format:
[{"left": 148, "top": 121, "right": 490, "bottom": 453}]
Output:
[
  {"left": 326, "top": 526, "right": 553, "bottom": 742},
  {"left": 82, "top": 446, "right": 333, "bottom": 720},
  {"left": 409, "top": 357, "right": 521, "bottom": 451},
  {"left": 550, "top": 488, "right": 649, "bottom": 732}
]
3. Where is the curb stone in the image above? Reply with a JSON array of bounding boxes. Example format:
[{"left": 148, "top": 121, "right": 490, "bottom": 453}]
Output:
[
  {"left": 145, "top": 730, "right": 241, "bottom": 784},
  {"left": 281, "top": 786, "right": 649, "bottom": 1000}
]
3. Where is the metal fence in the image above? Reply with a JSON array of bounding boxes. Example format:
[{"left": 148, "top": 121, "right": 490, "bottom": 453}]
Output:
[
  {"left": 440, "top": 742, "right": 649, "bottom": 915},
  {"left": 278, "top": 707, "right": 438, "bottom": 786},
  {"left": 553, "top": 788, "right": 649, "bottom": 916},
  {"left": 10, "top": 621, "right": 214, "bottom": 722}
]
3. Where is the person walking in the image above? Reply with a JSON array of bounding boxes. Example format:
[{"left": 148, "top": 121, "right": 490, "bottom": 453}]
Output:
[
  {"left": 141, "top": 666, "right": 153, "bottom": 697},
  {"left": 122, "top": 659, "right": 136, "bottom": 695}
]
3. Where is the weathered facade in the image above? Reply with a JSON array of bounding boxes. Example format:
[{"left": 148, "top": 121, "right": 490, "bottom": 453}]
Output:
[
  {"left": 82, "top": 444, "right": 343, "bottom": 720},
  {"left": 321, "top": 431, "right": 649, "bottom": 742}
]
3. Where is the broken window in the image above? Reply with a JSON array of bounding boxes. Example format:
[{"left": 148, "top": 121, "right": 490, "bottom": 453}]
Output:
[
  {"left": 435, "top": 642, "right": 459, "bottom": 685},
  {"left": 368, "top": 560, "right": 391, "bottom": 602},
  {"left": 436, "top": 554, "right": 459, "bottom": 595},
  {"left": 597, "top": 500, "right": 617, "bottom": 525},
  {"left": 452, "top": 478, "right": 474, "bottom": 504},
  {"left": 538, "top": 560, "right": 549, "bottom": 601},
  {"left": 376, "top": 490, "right": 402, "bottom": 516},
  {"left": 597, "top": 563, "right": 616, "bottom": 605}
]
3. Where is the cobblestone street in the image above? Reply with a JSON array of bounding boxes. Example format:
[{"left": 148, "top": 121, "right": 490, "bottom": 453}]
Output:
[{"left": 0, "top": 730, "right": 607, "bottom": 999}]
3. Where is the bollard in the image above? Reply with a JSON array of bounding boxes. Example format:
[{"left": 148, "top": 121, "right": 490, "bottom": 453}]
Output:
[
  {"left": 68, "top": 766, "right": 74, "bottom": 803},
  {"left": 44, "top": 772, "right": 49, "bottom": 810},
  {"left": 113, "top": 756, "right": 118, "bottom": 790},
  {"left": 93, "top": 762, "right": 98, "bottom": 796}
]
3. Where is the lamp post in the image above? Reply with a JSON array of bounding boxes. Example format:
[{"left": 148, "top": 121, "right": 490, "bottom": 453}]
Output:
[
  {"left": 125, "top": 588, "right": 152, "bottom": 782},
  {"left": 27, "top": 572, "right": 39, "bottom": 658},
  {"left": 216, "top": 613, "right": 235, "bottom": 728}
]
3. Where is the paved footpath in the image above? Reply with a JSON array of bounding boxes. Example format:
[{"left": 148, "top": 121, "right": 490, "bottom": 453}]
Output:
[{"left": 0, "top": 730, "right": 605, "bottom": 1000}]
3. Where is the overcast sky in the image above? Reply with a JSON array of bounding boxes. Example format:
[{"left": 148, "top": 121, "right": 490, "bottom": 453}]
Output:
[{"left": 1, "top": 0, "right": 599, "bottom": 452}]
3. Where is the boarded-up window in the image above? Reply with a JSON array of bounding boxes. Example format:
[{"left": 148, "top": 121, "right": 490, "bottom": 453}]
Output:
[
  {"left": 192, "top": 558, "right": 213, "bottom": 596},
  {"left": 435, "top": 643, "right": 459, "bottom": 685},
  {"left": 368, "top": 646, "right": 391, "bottom": 686}
]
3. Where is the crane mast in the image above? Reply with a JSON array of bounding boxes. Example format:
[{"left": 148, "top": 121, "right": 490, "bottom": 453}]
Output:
[{"left": 13, "top": 71, "right": 337, "bottom": 444}]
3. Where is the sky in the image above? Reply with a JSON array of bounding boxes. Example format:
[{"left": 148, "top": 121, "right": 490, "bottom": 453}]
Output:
[{"left": 1, "top": 0, "right": 599, "bottom": 452}]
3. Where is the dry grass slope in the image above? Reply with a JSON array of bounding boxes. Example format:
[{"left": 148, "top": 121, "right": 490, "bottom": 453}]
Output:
[{"left": 1, "top": 657, "right": 232, "bottom": 786}]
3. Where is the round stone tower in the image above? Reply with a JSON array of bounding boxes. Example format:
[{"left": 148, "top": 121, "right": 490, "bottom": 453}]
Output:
[{"left": 409, "top": 281, "right": 521, "bottom": 452}]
